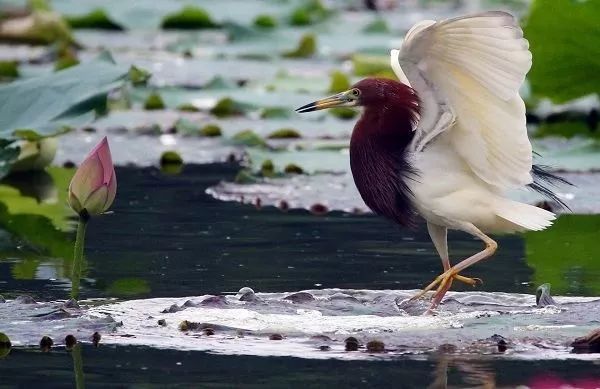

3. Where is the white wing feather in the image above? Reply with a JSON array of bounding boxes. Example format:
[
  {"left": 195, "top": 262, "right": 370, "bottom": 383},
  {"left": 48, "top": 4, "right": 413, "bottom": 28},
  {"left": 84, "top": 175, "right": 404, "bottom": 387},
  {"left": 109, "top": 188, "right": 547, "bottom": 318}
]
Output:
[{"left": 393, "top": 11, "right": 533, "bottom": 189}]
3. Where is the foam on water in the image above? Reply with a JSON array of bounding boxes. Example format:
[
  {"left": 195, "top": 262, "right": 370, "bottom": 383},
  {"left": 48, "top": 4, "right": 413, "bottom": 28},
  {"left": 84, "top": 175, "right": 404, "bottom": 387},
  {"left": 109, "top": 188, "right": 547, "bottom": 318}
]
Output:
[{"left": 3, "top": 289, "right": 598, "bottom": 361}]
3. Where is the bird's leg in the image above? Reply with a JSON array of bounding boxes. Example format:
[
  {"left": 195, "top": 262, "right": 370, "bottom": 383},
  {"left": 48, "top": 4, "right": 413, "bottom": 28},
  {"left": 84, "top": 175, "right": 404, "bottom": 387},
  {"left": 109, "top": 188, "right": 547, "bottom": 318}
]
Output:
[
  {"left": 418, "top": 223, "right": 482, "bottom": 303},
  {"left": 410, "top": 224, "right": 496, "bottom": 306}
]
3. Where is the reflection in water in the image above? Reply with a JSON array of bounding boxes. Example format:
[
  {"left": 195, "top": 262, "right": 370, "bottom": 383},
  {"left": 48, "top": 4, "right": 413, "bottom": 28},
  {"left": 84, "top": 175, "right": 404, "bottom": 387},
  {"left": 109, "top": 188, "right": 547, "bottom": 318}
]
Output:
[
  {"left": 72, "top": 343, "right": 86, "bottom": 389},
  {"left": 428, "top": 356, "right": 495, "bottom": 389},
  {"left": 0, "top": 345, "right": 598, "bottom": 387},
  {"left": 1, "top": 170, "right": 58, "bottom": 204}
]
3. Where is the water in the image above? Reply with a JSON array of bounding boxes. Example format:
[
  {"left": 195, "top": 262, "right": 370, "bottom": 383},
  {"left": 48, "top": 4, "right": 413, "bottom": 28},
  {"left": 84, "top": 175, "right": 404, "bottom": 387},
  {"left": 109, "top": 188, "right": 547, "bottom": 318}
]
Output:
[
  {"left": 1, "top": 0, "right": 599, "bottom": 385},
  {"left": 0, "top": 163, "right": 562, "bottom": 300},
  {"left": 1, "top": 164, "right": 600, "bottom": 386},
  {"left": 2, "top": 345, "right": 600, "bottom": 388}
]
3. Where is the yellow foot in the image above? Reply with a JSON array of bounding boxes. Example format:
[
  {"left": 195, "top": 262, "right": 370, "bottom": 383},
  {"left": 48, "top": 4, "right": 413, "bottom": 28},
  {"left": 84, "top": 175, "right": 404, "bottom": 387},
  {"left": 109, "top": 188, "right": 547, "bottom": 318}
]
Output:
[{"left": 408, "top": 271, "right": 482, "bottom": 304}]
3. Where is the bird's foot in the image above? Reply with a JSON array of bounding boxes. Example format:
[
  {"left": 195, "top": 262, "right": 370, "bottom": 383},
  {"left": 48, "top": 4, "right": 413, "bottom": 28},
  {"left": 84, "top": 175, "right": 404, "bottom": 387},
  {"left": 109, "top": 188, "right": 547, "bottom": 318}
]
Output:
[{"left": 408, "top": 270, "right": 482, "bottom": 306}]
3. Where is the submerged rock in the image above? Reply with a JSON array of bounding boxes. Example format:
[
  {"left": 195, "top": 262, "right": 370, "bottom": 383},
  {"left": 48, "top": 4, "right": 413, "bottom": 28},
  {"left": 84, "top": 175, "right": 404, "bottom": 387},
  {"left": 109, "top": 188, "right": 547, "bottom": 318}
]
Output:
[
  {"left": 329, "top": 293, "right": 361, "bottom": 303},
  {"left": 344, "top": 336, "right": 359, "bottom": 351},
  {"left": 63, "top": 299, "right": 80, "bottom": 309},
  {"left": 284, "top": 292, "right": 315, "bottom": 303},
  {"left": 237, "top": 287, "right": 264, "bottom": 303},
  {"left": 200, "top": 295, "right": 228, "bottom": 307},
  {"left": 92, "top": 332, "right": 101, "bottom": 347},
  {"left": 40, "top": 336, "right": 53, "bottom": 352},
  {"left": 15, "top": 295, "right": 36, "bottom": 304},
  {"left": 366, "top": 340, "right": 385, "bottom": 353},
  {"left": 65, "top": 335, "right": 77, "bottom": 350},
  {"left": 162, "top": 304, "right": 184, "bottom": 313},
  {"left": 269, "top": 333, "right": 283, "bottom": 340}
]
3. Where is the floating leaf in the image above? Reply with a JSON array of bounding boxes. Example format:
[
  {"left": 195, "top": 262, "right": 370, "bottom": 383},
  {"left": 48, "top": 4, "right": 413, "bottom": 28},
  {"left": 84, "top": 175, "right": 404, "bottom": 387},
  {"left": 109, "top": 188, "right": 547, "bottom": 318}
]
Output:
[
  {"left": 534, "top": 122, "right": 599, "bottom": 139},
  {"left": 0, "top": 60, "right": 19, "bottom": 80},
  {"left": 0, "top": 54, "right": 130, "bottom": 141},
  {"left": 177, "top": 103, "right": 200, "bottom": 112},
  {"left": 161, "top": 6, "right": 218, "bottom": 30},
  {"left": 231, "top": 130, "right": 267, "bottom": 148},
  {"left": 160, "top": 151, "right": 183, "bottom": 165},
  {"left": 331, "top": 107, "right": 357, "bottom": 120},
  {"left": 260, "top": 107, "right": 291, "bottom": 119},
  {"left": 282, "top": 34, "right": 317, "bottom": 58},
  {"left": 65, "top": 8, "right": 124, "bottom": 30},
  {"left": 523, "top": 0, "right": 600, "bottom": 103},
  {"left": 253, "top": 14, "right": 277, "bottom": 29},
  {"left": 288, "top": 0, "right": 331, "bottom": 26},
  {"left": 211, "top": 97, "right": 249, "bottom": 118},
  {"left": 284, "top": 163, "right": 304, "bottom": 174},
  {"left": 260, "top": 159, "right": 275, "bottom": 177},
  {"left": 174, "top": 118, "right": 201, "bottom": 136},
  {"left": 362, "top": 18, "right": 389, "bottom": 34},
  {"left": 328, "top": 71, "right": 351, "bottom": 93},
  {"left": 200, "top": 124, "right": 222, "bottom": 137},
  {"left": 352, "top": 54, "right": 394, "bottom": 77},
  {"left": 143, "top": 92, "right": 166, "bottom": 110},
  {"left": 267, "top": 128, "right": 301, "bottom": 139}
]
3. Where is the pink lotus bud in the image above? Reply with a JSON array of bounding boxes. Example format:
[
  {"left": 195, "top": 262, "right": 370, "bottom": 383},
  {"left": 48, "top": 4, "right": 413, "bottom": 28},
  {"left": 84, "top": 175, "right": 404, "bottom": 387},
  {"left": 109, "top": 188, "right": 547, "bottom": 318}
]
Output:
[{"left": 68, "top": 137, "right": 117, "bottom": 216}]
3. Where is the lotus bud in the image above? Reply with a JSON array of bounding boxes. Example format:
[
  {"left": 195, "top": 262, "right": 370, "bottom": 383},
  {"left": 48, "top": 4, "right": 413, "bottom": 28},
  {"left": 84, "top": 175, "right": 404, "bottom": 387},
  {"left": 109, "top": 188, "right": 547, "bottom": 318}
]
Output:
[{"left": 68, "top": 137, "right": 116, "bottom": 217}]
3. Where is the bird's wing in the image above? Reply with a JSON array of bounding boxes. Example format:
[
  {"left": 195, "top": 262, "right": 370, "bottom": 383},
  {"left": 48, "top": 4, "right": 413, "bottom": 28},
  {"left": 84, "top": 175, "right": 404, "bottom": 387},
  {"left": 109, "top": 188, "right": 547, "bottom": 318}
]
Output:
[{"left": 392, "top": 11, "right": 533, "bottom": 189}]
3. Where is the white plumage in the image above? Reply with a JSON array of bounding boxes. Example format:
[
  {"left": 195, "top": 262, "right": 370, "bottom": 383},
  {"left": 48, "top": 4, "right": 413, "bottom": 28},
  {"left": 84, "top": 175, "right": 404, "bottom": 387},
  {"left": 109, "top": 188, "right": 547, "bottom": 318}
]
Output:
[{"left": 390, "top": 12, "right": 556, "bottom": 308}]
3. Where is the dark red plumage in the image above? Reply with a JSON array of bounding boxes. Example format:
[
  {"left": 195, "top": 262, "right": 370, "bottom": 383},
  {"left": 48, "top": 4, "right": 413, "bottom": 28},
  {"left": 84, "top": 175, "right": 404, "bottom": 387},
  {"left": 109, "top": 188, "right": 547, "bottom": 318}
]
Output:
[{"left": 349, "top": 78, "right": 420, "bottom": 227}]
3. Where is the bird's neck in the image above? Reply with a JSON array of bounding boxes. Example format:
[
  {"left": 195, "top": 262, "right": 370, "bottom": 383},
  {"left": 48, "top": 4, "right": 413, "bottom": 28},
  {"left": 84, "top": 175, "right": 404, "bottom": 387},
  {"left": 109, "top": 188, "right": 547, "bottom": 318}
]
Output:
[{"left": 349, "top": 103, "right": 418, "bottom": 227}]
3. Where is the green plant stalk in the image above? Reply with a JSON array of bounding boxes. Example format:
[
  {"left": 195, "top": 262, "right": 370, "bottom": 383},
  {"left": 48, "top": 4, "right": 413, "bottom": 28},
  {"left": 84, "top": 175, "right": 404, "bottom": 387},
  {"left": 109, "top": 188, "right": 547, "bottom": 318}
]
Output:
[
  {"left": 70, "top": 213, "right": 89, "bottom": 300},
  {"left": 72, "top": 343, "right": 86, "bottom": 389}
]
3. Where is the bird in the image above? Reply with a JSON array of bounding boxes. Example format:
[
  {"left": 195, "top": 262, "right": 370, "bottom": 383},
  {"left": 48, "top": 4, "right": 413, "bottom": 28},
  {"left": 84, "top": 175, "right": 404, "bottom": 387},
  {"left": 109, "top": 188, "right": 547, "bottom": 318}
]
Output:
[{"left": 296, "top": 11, "right": 568, "bottom": 310}]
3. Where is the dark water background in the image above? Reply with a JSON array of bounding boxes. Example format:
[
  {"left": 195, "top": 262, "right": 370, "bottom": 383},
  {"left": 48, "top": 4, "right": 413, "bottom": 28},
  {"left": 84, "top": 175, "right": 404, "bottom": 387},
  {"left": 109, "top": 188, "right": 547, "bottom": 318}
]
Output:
[
  {"left": 1, "top": 164, "right": 599, "bottom": 387},
  {"left": 1, "top": 163, "right": 535, "bottom": 300}
]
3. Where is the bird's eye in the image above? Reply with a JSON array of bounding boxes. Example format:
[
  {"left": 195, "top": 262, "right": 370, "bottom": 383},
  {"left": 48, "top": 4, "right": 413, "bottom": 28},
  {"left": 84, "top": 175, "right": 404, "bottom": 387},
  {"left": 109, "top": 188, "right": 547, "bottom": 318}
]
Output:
[{"left": 351, "top": 89, "right": 361, "bottom": 97}]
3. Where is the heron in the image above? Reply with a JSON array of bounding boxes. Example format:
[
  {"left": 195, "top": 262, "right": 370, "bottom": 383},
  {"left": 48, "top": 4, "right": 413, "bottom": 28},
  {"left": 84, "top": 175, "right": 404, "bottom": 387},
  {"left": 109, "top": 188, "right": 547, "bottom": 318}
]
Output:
[{"left": 296, "top": 11, "right": 567, "bottom": 309}]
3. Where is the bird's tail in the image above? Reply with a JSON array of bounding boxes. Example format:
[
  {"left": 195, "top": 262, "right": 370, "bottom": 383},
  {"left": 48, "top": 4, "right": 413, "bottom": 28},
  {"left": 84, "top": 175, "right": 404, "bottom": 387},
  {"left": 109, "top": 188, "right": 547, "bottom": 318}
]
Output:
[
  {"left": 495, "top": 200, "right": 556, "bottom": 232},
  {"left": 528, "top": 164, "right": 573, "bottom": 210}
]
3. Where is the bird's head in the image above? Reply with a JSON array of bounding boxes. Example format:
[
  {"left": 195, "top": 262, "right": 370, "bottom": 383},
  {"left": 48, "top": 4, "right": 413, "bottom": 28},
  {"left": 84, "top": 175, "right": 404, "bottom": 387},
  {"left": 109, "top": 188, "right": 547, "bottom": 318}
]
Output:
[{"left": 296, "top": 78, "right": 417, "bottom": 113}]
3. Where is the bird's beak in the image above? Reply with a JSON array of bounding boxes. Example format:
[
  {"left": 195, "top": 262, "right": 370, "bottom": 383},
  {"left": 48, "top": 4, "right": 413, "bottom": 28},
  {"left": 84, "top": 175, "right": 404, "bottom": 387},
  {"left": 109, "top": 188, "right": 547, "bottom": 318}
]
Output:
[{"left": 295, "top": 90, "right": 355, "bottom": 113}]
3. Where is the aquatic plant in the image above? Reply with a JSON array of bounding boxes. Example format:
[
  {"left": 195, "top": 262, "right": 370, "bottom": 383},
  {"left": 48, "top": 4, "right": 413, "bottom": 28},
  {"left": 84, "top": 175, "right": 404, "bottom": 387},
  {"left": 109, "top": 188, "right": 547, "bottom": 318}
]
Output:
[
  {"left": 267, "top": 128, "right": 301, "bottom": 139},
  {"left": 67, "top": 137, "right": 117, "bottom": 300},
  {"left": 161, "top": 6, "right": 218, "bottom": 30},
  {"left": 0, "top": 54, "right": 132, "bottom": 178},
  {"left": 253, "top": 14, "right": 277, "bottom": 29},
  {"left": 200, "top": 124, "right": 222, "bottom": 137},
  {"left": 65, "top": 9, "right": 124, "bottom": 30},
  {"left": 0, "top": 60, "right": 19, "bottom": 80},
  {"left": 283, "top": 34, "right": 317, "bottom": 58},
  {"left": 524, "top": 0, "right": 600, "bottom": 102},
  {"left": 231, "top": 130, "right": 267, "bottom": 148},
  {"left": 143, "top": 92, "right": 166, "bottom": 110},
  {"left": 328, "top": 71, "right": 351, "bottom": 93}
]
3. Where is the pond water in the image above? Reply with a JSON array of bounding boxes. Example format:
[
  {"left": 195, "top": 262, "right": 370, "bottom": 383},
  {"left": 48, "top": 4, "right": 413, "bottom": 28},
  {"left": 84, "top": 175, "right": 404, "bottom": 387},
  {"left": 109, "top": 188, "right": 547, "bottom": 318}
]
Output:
[
  {"left": 1, "top": 0, "right": 599, "bottom": 385},
  {"left": 1, "top": 164, "right": 600, "bottom": 386}
]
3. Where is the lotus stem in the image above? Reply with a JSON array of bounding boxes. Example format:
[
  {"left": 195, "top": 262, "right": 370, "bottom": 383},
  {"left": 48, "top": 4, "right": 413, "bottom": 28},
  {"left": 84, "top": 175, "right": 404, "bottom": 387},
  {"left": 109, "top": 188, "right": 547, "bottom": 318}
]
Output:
[
  {"left": 70, "top": 212, "right": 89, "bottom": 300},
  {"left": 72, "top": 343, "right": 86, "bottom": 389}
]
